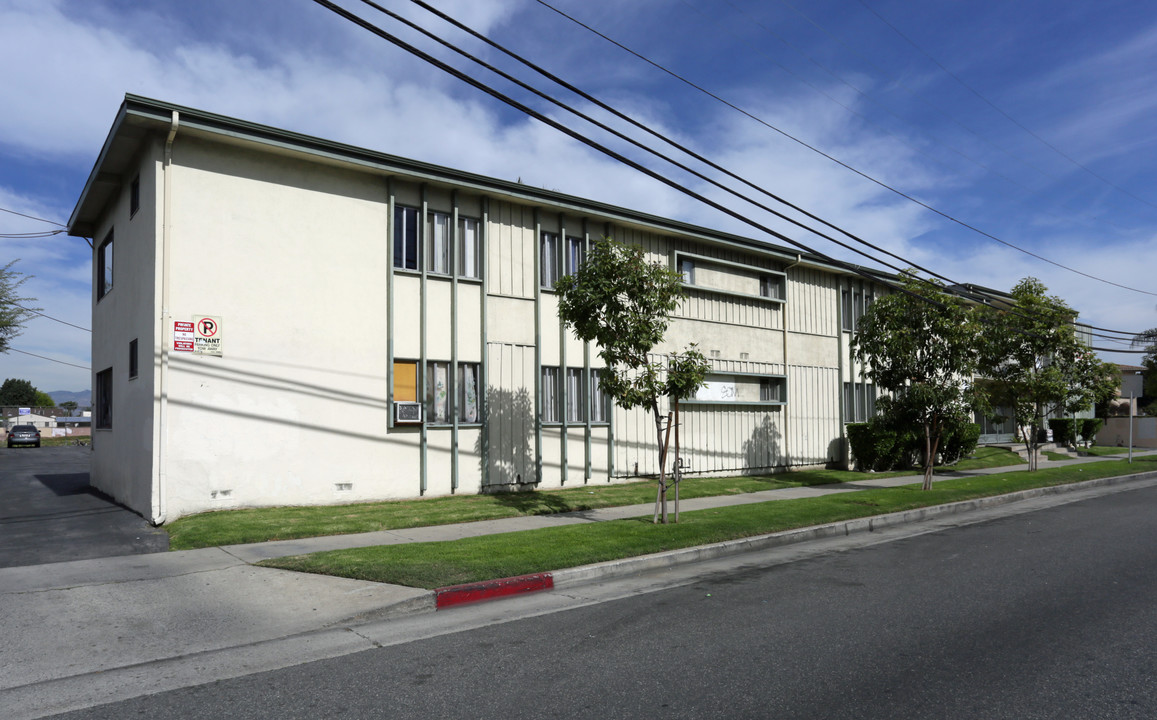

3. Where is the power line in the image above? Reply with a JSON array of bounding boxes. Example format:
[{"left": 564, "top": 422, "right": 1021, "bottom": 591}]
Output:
[
  {"left": 7, "top": 347, "right": 90, "bottom": 370},
  {"left": 9, "top": 303, "right": 91, "bottom": 332},
  {"left": 397, "top": 0, "right": 1152, "bottom": 340},
  {"left": 533, "top": 0, "right": 1157, "bottom": 298},
  {"left": 0, "top": 206, "right": 67, "bottom": 227},
  {"left": 856, "top": 0, "right": 1157, "bottom": 214},
  {"left": 318, "top": 0, "right": 1150, "bottom": 346},
  {"left": 0, "top": 230, "right": 66, "bottom": 238}
]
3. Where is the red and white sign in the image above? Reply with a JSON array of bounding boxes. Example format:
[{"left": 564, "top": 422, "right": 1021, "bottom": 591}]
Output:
[{"left": 174, "top": 321, "right": 195, "bottom": 352}]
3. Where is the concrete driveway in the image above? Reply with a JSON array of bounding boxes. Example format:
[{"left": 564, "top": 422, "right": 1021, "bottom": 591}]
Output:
[{"left": 0, "top": 446, "right": 169, "bottom": 568}]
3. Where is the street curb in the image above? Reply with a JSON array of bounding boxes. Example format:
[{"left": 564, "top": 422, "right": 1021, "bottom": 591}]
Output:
[
  {"left": 435, "top": 572, "right": 554, "bottom": 608},
  {"left": 433, "top": 469, "right": 1157, "bottom": 607}
]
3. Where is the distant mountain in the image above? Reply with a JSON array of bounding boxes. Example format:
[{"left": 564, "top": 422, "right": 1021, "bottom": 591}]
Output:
[{"left": 48, "top": 390, "right": 92, "bottom": 408}]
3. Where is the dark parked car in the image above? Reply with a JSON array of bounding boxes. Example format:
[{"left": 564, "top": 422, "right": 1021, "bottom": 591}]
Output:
[{"left": 6, "top": 424, "right": 41, "bottom": 448}]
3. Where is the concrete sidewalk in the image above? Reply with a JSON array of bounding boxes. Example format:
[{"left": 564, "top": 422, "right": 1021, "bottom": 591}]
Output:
[{"left": 3, "top": 450, "right": 1155, "bottom": 715}]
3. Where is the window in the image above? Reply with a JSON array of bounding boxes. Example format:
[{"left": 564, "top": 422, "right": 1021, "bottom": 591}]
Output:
[
  {"left": 393, "top": 360, "right": 418, "bottom": 402},
  {"left": 458, "top": 216, "right": 480, "bottom": 278},
  {"left": 427, "top": 211, "right": 450, "bottom": 274},
  {"left": 393, "top": 205, "right": 419, "bottom": 270},
  {"left": 844, "top": 381, "right": 876, "bottom": 422},
  {"left": 130, "top": 176, "right": 140, "bottom": 217},
  {"left": 541, "top": 366, "right": 560, "bottom": 422},
  {"left": 458, "top": 363, "right": 480, "bottom": 422},
  {"left": 679, "top": 258, "right": 695, "bottom": 284},
  {"left": 841, "top": 289, "right": 853, "bottom": 331},
  {"left": 591, "top": 369, "right": 610, "bottom": 423},
  {"left": 565, "top": 236, "right": 585, "bottom": 276},
  {"left": 95, "top": 368, "right": 112, "bottom": 429},
  {"left": 566, "top": 367, "right": 585, "bottom": 422},
  {"left": 760, "top": 274, "right": 784, "bottom": 300},
  {"left": 97, "top": 230, "right": 113, "bottom": 299},
  {"left": 842, "top": 288, "right": 873, "bottom": 331},
  {"left": 540, "top": 232, "right": 560, "bottom": 288},
  {"left": 760, "top": 377, "right": 785, "bottom": 403},
  {"left": 427, "top": 361, "right": 451, "bottom": 424},
  {"left": 129, "top": 339, "right": 138, "bottom": 379}
]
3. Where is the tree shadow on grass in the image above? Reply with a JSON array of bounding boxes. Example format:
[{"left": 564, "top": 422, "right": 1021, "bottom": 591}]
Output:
[{"left": 488, "top": 490, "right": 588, "bottom": 515}]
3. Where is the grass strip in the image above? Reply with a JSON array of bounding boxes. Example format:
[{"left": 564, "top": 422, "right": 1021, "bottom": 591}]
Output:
[
  {"left": 167, "top": 446, "right": 1024, "bottom": 549},
  {"left": 260, "top": 455, "right": 1155, "bottom": 589}
]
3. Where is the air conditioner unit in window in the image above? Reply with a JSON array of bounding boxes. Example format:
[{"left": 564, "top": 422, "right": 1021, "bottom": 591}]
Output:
[{"left": 394, "top": 401, "right": 423, "bottom": 424}]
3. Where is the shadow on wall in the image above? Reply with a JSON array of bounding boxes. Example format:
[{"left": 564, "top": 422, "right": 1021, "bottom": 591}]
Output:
[
  {"left": 742, "top": 415, "right": 782, "bottom": 472},
  {"left": 478, "top": 386, "right": 536, "bottom": 492}
]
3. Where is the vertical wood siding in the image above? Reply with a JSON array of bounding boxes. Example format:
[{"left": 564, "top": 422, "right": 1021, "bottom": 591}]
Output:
[{"left": 787, "top": 364, "right": 841, "bottom": 466}]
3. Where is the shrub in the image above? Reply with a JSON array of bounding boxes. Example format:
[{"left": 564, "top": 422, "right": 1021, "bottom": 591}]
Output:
[
  {"left": 1048, "top": 418, "right": 1080, "bottom": 446},
  {"left": 847, "top": 419, "right": 918, "bottom": 472},
  {"left": 938, "top": 421, "right": 981, "bottom": 465},
  {"left": 1080, "top": 418, "right": 1104, "bottom": 445}
]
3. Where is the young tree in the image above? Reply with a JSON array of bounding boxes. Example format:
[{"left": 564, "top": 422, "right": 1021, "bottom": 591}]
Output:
[
  {"left": 555, "top": 238, "right": 709, "bottom": 523},
  {"left": 61, "top": 400, "right": 79, "bottom": 415},
  {"left": 978, "top": 278, "right": 1118, "bottom": 470},
  {"left": 0, "top": 260, "right": 39, "bottom": 354},
  {"left": 1135, "top": 328, "right": 1157, "bottom": 414},
  {"left": 852, "top": 273, "right": 980, "bottom": 490}
]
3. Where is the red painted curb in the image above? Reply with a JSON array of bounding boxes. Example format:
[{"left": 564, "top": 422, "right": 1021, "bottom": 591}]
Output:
[{"left": 435, "top": 572, "right": 554, "bottom": 609}]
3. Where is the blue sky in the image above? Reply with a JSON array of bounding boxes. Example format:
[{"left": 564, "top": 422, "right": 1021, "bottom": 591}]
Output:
[{"left": 1, "top": 0, "right": 1155, "bottom": 392}]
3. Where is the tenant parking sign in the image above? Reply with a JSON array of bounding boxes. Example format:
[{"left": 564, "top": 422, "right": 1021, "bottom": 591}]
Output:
[{"left": 193, "top": 315, "right": 223, "bottom": 356}]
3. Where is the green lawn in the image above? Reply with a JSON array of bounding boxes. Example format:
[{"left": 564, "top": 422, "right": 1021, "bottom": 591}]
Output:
[
  {"left": 260, "top": 455, "right": 1157, "bottom": 588},
  {"left": 166, "top": 446, "right": 1026, "bottom": 550}
]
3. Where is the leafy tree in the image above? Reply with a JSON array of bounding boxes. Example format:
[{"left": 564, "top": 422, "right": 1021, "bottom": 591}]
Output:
[
  {"left": 60, "top": 400, "right": 79, "bottom": 414},
  {"left": 978, "top": 278, "right": 1119, "bottom": 470},
  {"left": 852, "top": 273, "right": 981, "bottom": 489},
  {"left": 34, "top": 390, "right": 55, "bottom": 409},
  {"left": 0, "top": 260, "right": 39, "bottom": 354},
  {"left": 0, "top": 378, "right": 38, "bottom": 407},
  {"left": 555, "top": 238, "right": 709, "bottom": 523}
]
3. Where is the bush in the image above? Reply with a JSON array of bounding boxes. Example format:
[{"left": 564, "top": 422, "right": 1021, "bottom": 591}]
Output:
[
  {"left": 1080, "top": 418, "right": 1104, "bottom": 445},
  {"left": 848, "top": 417, "right": 979, "bottom": 471},
  {"left": 1048, "top": 418, "right": 1080, "bottom": 446},
  {"left": 938, "top": 421, "right": 981, "bottom": 466}
]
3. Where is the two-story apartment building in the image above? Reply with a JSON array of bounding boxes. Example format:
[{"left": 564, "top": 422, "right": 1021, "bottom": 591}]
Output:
[{"left": 68, "top": 95, "right": 884, "bottom": 523}]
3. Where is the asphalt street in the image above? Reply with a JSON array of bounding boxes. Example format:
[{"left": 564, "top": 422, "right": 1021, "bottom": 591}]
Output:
[{"left": 46, "top": 476, "right": 1157, "bottom": 719}]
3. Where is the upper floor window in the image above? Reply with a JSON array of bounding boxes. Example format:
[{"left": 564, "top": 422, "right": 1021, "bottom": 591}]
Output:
[
  {"left": 540, "top": 232, "right": 560, "bottom": 289},
  {"left": 130, "top": 176, "right": 140, "bottom": 217},
  {"left": 842, "top": 287, "right": 875, "bottom": 331},
  {"left": 565, "top": 236, "right": 585, "bottom": 276},
  {"left": 97, "top": 230, "right": 114, "bottom": 299},
  {"left": 393, "top": 205, "right": 419, "bottom": 271},
  {"left": 760, "top": 274, "right": 784, "bottom": 300},
  {"left": 129, "top": 339, "right": 139, "bottom": 379},
  {"left": 679, "top": 259, "right": 695, "bottom": 284},
  {"left": 427, "top": 211, "right": 450, "bottom": 274},
  {"left": 458, "top": 216, "right": 480, "bottom": 278}
]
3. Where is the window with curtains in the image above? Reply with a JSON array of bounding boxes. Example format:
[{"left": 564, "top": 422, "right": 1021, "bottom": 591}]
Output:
[
  {"left": 540, "top": 232, "right": 560, "bottom": 289},
  {"left": 565, "top": 367, "right": 585, "bottom": 422},
  {"left": 427, "top": 361, "right": 451, "bottom": 424},
  {"left": 590, "top": 369, "right": 610, "bottom": 423},
  {"left": 427, "top": 211, "right": 450, "bottom": 274},
  {"left": 457, "top": 362, "right": 480, "bottom": 423},
  {"left": 541, "top": 366, "right": 560, "bottom": 422},
  {"left": 565, "top": 236, "right": 585, "bottom": 276},
  {"left": 679, "top": 258, "right": 694, "bottom": 284},
  {"left": 458, "top": 216, "right": 479, "bottom": 278},
  {"left": 393, "top": 205, "right": 419, "bottom": 270}
]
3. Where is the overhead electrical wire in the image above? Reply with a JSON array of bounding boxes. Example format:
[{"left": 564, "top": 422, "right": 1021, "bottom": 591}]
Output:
[
  {"left": 7, "top": 347, "right": 89, "bottom": 371},
  {"left": 856, "top": 0, "right": 1157, "bottom": 214},
  {"left": 9, "top": 303, "right": 91, "bottom": 332},
  {"left": 0, "top": 206, "right": 67, "bottom": 227},
  {"left": 533, "top": 0, "right": 1157, "bottom": 299},
  {"left": 309, "top": 0, "right": 1149, "bottom": 351},
  {"left": 391, "top": 0, "right": 1149, "bottom": 346}
]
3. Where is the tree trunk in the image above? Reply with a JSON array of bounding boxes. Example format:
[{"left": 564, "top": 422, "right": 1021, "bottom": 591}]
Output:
[{"left": 651, "top": 404, "right": 673, "bottom": 524}]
